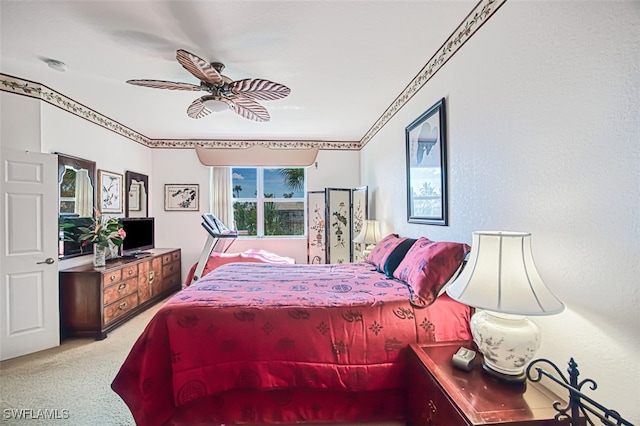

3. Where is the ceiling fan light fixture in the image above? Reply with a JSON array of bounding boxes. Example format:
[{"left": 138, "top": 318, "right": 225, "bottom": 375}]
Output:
[{"left": 203, "top": 97, "right": 229, "bottom": 113}]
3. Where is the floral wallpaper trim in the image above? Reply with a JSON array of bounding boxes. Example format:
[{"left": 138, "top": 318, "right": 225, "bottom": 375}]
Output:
[
  {"left": 152, "top": 140, "right": 360, "bottom": 150},
  {"left": 0, "top": 74, "right": 152, "bottom": 147},
  {"left": 359, "top": 0, "right": 508, "bottom": 148}
]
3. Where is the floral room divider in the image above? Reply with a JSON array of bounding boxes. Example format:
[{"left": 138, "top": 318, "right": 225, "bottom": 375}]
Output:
[{"left": 307, "top": 186, "right": 368, "bottom": 264}]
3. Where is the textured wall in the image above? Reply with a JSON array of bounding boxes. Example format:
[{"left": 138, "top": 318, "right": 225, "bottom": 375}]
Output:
[{"left": 361, "top": 1, "right": 640, "bottom": 421}]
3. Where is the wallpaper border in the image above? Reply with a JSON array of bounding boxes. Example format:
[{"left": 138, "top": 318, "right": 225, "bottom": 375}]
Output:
[{"left": 360, "top": 0, "right": 507, "bottom": 148}]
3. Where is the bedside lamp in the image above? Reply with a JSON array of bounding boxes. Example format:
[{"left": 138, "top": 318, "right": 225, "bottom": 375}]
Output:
[
  {"left": 353, "top": 220, "right": 382, "bottom": 258},
  {"left": 446, "top": 231, "right": 564, "bottom": 383}
]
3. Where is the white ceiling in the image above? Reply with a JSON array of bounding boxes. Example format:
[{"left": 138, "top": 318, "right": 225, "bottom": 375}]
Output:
[{"left": 1, "top": 1, "right": 477, "bottom": 144}]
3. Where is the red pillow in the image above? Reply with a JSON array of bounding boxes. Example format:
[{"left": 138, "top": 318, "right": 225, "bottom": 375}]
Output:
[
  {"left": 366, "top": 233, "right": 404, "bottom": 271},
  {"left": 393, "top": 237, "right": 469, "bottom": 306}
]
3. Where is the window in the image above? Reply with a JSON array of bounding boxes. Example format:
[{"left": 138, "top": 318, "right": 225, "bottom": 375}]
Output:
[{"left": 232, "top": 167, "right": 306, "bottom": 237}]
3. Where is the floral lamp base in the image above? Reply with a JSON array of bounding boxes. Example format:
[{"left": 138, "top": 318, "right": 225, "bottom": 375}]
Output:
[{"left": 471, "top": 310, "right": 541, "bottom": 384}]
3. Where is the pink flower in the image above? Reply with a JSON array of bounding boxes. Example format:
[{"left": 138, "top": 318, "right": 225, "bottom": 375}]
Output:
[{"left": 118, "top": 228, "right": 126, "bottom": 239}]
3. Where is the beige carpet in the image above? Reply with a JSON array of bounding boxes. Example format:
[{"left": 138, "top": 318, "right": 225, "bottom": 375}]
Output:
[
  {"left": 0, "top": 300, "right": 165, "bottom": 426},
  {"left": 0, "top": 299, "right": 405, "bottom": 426}
]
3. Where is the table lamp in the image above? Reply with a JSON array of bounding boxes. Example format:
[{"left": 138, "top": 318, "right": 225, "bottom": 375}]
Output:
[
  {"left": 446, "top": 231, "right": 564, "bottom": 383},
  {"left": 353, "top": 220, "right": 382, "bottom": 258}
]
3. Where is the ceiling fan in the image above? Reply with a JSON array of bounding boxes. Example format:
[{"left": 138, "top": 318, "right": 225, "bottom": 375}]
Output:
[{"left": 127, "top": 49, "right": 290, "bottom": 122}]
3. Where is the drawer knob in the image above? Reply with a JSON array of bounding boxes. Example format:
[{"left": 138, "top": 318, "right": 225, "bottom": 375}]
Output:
[
  {"left": 118, "top": 283, "right": 126, "bottom": 292},
  {"left": 118, "top": 302, "right": 127, "bottom": 310},
  {"left": 149, "top": 271, "right": 155, "bottom": 284},
  {"left": 110, "top": 275, "right": 116, "bottom": 281},
  {"left": 128, "top": 270, "right": 133, "bottom": 275}
]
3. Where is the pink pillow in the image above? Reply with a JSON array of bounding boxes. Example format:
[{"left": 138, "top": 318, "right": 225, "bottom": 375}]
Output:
[
  {"left": 366, "top": 233, "right": 404, "bottom": 271},
  {"left": 393, "top": 237, "right": 469, "bottom": 306}
]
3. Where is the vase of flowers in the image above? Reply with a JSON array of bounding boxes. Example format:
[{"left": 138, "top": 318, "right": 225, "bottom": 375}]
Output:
[{"left": 78, "top": 211, "right": 126, "bottom": 267}]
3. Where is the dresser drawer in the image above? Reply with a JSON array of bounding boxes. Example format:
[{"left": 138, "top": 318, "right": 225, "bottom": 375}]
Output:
[
  {"left": 103, "top": 277, "right": 138, "bottom": 306},
  {"left": 101, "top": 264, "right": 138, "bottom": 287},
  {"left": 162, "top": 261, "right": 179, "bottom": 277},
  {"left": 163, "top": 272, "right": 182, "bottom": 292},
  {"left": 102, "top": 270, "right": 122, "bottom": 287},
  {"left": 104, "top": 292, "right": 138, "bottom": 325}
]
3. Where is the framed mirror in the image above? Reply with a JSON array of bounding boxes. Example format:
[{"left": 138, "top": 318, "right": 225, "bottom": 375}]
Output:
[
  {"left": 57, "top": 153, "right": 96, "bottom": 259},
  {"left": 125, "top": 171, "right": 148, "bottom": 218}
]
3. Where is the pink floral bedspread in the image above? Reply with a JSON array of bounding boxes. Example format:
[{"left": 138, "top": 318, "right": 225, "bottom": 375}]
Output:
[{"left": 112, "top": 262, "right": 472, "bottom": 425}]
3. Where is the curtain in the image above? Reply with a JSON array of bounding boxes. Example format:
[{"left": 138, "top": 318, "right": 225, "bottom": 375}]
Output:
[
  {"left": 75, "top": 169, "right": 93, "bottom": 217},
  {"left": 210, "top": 167, "right": 234, "bottom": 229}
]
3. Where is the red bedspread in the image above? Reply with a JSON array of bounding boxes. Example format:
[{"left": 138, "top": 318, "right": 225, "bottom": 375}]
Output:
[{"left": 112, "top": 262, "right": 472, "bottom": 425}]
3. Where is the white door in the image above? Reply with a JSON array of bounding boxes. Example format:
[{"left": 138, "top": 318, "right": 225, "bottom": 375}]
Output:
[{"left": 0, "top": 149, "right": 59, "bottom": 360}]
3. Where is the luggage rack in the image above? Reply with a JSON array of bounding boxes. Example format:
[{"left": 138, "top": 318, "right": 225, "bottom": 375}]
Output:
[{"left": 191, "top": 213, "right": 237, "bottom": 284}]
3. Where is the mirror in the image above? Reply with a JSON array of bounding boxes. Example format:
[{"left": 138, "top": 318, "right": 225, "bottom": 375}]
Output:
[
  {"left": 57, "top": 153, "right": 96, "bottom": 259},
  {"left": 125, "top": 171, "right": 148, "bottom": 218}
]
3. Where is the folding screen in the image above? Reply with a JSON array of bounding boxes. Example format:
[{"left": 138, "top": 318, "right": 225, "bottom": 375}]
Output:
[{"left": 307, "top": 186, "right": 368, "bottom": 264}]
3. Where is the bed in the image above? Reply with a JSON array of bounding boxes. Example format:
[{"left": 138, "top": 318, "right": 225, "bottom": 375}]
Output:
[{"left": 111, "top": 235, "right": 472, "bottom": 425}]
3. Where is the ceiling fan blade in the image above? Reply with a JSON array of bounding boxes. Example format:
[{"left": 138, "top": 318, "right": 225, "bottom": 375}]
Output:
[
  {"left": 229, "top": 96, "right": 270, "bottom": 122},
  {"left": 127, "top": 79, "right": 202, "bottom": 91},
  {"left": 187, "top": 97, "right": 213, "bottom": 119},
  {"left": 176, "top": 49, "right": 224, "bottom": 86},
  {"left": 230, "top": 79, "right": 291, "bottom": 101}
]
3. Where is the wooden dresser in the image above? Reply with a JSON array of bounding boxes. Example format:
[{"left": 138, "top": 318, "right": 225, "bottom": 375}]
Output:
[{"left": 59, "top": 248, "right": 181, "bottom": 340}]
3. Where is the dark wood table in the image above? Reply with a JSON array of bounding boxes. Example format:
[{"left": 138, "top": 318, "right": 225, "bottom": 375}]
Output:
[{"left": 407, "top": 341, "right": 572, "bottom": 425}]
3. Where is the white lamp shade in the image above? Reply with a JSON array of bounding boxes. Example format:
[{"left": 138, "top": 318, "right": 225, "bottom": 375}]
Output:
[
  {"left": 446, "top": 231, "right": 564, "bottom": 316},
  {"left": 353, "top": 220, "right": 382, "bottom": 244}
]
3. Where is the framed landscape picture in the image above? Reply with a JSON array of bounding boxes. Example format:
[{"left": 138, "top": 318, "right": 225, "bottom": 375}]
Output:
[
  {"left": 164, "top": 184, "right": 199, "bottom": 211},
  {"left": 98, "top": 169, "right": 124, "bottom": 214},
  {"left": 405, "top": 97, "right": 448, "bottom": 225}
]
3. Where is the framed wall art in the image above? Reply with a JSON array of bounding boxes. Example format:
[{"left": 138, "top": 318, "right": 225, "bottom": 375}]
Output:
[
  {"left": 164, "top": 184, "right": 199, "bottom": 211},
  {"left": 405, "top": 97, "right": 448, "bottom": 225},
  {"left": 128, "top": 183, "right": 141, "bottom": 211},
  {"left": 98, "top": 169, "right": 124, "bottom": 214}
]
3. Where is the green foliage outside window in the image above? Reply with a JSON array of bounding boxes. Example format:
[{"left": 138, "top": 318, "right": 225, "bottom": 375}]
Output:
[{"left": 232, "top": 168, "right": 305, "bottom": 237}]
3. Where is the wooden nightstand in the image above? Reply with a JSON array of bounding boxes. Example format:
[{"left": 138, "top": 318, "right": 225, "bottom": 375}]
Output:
[{"left": 407, "top": 341, "right": 571, "bottom": 425}]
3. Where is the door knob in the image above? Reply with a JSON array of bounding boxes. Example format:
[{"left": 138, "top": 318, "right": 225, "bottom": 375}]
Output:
[{"left": 37, "top": 258, "right": 55, "bottom": 265}]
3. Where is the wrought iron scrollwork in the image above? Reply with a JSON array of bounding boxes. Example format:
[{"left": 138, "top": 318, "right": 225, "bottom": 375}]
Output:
[{"left": 526, "top": 358, "right": 634, "bottom": 426}]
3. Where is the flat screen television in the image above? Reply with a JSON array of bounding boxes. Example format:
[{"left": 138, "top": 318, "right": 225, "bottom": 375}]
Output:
[{"left": 120, "top": 217, "right": 155, "bottom": 255}]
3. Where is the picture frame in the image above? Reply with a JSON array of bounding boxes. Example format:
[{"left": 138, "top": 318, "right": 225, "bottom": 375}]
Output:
[
  {"left": 164, "top": 184, "right": 199, "bottom": 211},
  {"left": 128, "top": 182, "right": 141, "bottom": 211},
  {"left": 405, "top": 97, "right": 448, "bottom": 225},
  {"left": 98, "top": 169, "right": 124, "bottom": 214}
]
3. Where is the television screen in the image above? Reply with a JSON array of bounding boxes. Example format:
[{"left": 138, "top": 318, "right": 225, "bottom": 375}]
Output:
[{"left": 121, "top": 217, "right": 155, "bottom": 254}]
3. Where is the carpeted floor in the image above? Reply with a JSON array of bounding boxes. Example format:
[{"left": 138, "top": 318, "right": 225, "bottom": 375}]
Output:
[
  {"left": 0, "top": 299, "right": 165, "bottom": 426},
  {"left": 0, "top": 299, "right": 405, "bottom": 426}
]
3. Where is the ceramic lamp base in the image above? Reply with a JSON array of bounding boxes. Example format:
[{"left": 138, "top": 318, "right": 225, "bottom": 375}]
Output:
[{"left": 471, "top": 310, "right": 541, "bottom": 383}]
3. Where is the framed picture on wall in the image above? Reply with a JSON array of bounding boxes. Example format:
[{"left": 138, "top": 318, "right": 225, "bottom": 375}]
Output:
[
  {"left": 98, "top": 169, "right": 124, "bottom": 214},
  {"left": 128, "top": 183, "right": 141, "bottom": 211},
  {"left": 164, "top": 184, "right": 199, "bottom": 211},
  {"left": 405, "top": 97, "right": 448, "bottom": 225}
]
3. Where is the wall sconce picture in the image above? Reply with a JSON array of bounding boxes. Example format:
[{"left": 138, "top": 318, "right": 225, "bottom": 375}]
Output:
[{"left": 405, "top": 97, "right": 447, "bottom": 225}]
